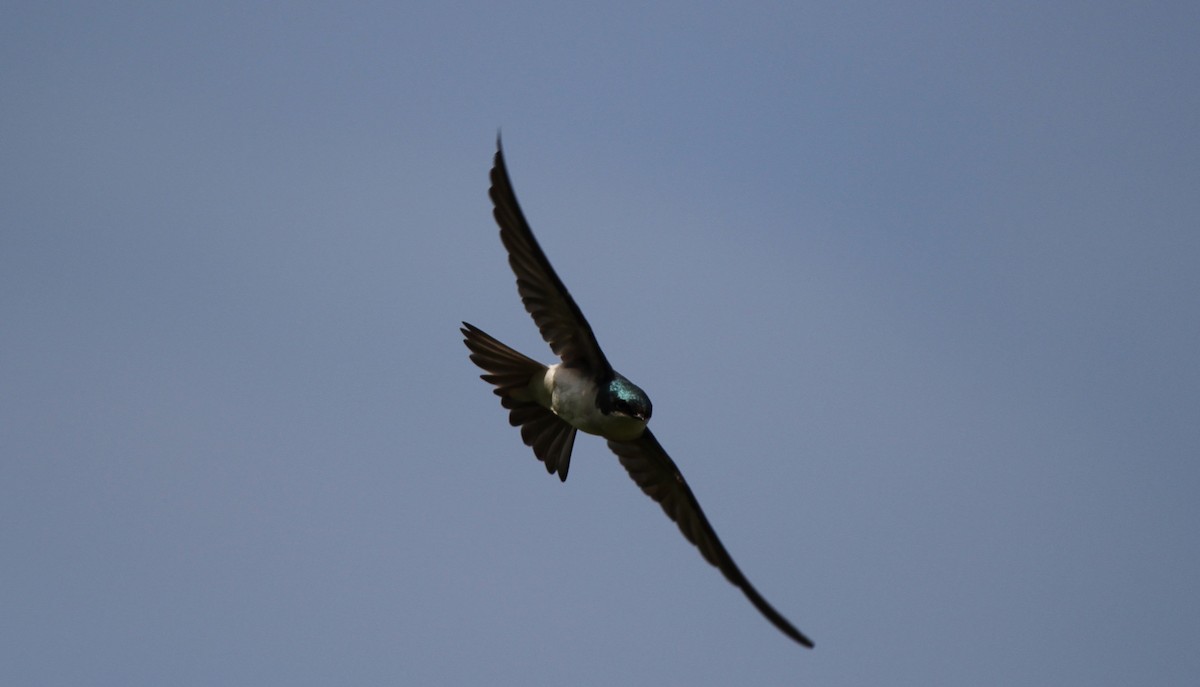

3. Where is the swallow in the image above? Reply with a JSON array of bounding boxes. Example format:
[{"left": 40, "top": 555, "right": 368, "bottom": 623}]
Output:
[{"left": 461, "top": 138, "right": 813, "bottom": 648}]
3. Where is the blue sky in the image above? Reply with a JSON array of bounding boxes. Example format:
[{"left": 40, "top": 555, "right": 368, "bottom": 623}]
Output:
[{"left": 3, "top": 2, "right": 1198, "bottom": 685}]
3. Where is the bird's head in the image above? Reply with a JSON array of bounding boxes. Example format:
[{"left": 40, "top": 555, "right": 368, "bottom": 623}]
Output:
[{"left": 600, "top": 374, "right": 653, "bottom": 422}]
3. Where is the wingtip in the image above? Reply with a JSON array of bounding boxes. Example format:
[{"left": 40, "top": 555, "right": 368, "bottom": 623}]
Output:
[
  {"left": 779, "top": 614, "right": 815, "bottom": 648},
  {"left": 491, "top": 134, "right": 509, "bottom": 180}
]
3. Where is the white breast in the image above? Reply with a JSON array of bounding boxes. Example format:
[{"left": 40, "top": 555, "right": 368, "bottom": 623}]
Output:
[{"left": 540, "top": 364, "right": 647, "bottom": 441}]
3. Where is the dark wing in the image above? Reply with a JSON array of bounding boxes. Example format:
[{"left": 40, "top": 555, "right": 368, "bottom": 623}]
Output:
[
  {"left": 489, "top": 138, "right": 612, "bottom": 374},
  {"left": 607, "top": 429, "right": 814, "bottom": 648}
]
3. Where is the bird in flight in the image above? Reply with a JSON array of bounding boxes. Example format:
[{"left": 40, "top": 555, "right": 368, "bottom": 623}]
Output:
[{"left": 461, "top": 138, "right": 814, "bottom": 648}]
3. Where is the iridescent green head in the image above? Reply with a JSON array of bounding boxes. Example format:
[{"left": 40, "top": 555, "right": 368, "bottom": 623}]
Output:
[{"left": 599, "top": 373, "right": 652, "bottom": 421}]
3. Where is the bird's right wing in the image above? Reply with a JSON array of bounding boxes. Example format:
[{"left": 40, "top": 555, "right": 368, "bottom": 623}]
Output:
[{"left": 607, "top": 429, "right": 814, "bottom": 648}]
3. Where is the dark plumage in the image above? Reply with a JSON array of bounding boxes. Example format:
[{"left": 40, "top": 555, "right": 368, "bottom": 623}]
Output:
[{"left": 462, "top": 138, "right": 813, "bottom": 648}]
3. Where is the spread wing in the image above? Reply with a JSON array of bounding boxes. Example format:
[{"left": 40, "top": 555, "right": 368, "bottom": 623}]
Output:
[
  {"left": 489, "top": 138, "right": 611, "bottom": 374},
  {"left": 607, "top": 429, "right": 814, "bottom": 648}
]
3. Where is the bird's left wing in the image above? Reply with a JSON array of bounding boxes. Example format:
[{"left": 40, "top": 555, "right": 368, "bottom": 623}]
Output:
[
  {"left": 607, "top": 430, "right": 814, "bottom": 648},
  {"left": 489, "top": 139, "right": 611, "bottom": 374}
]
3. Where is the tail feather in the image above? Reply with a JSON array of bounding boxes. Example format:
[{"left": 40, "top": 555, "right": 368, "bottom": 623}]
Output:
[
  {"left": 461, "top": 322, "right": 578, "bottom": 481},
  {"left": 461, "top": 322, "right": 543, "bottom": 400}
]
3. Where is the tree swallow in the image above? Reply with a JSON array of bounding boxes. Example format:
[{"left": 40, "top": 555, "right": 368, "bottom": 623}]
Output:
[{"left": 461, "top": 139, "right": 814, "bottom": 648}]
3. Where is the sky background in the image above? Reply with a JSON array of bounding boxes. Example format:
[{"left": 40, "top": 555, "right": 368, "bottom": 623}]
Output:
[{"left": 3, "top": 2, "right": 1199, "bottom": 685}]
